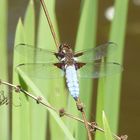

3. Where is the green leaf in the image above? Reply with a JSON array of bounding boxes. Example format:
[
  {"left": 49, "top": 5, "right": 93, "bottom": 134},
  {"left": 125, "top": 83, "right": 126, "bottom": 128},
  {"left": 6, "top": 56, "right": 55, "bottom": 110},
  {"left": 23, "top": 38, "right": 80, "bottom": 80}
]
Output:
[
  {"left": 95, "top": 78, "right": 105, "bottom": 140},
  {"left": 75, "top": 0, "right": 98, "bottom": 139},
  {"left": 24, "top": 0, "right": 35, "bottom": 45},
  {"left": 23, "top": 1, "right": 36, "bottom": 140},
  {"left": 102, "top": 111, "right": 113, "bottom": 140},
  {"left": 12, "top": 1, "right": 35, "bottom": 140},
  {"left": 0, "top": 0, "right": 8, "bottom": 140},
  {"left": 12, "top": 19, "right": 26, "bottom": 140},
  {"left": 95, "top": 0, "right": 129, "bottom": 140},
  {"left": 0, "top": 0, "right": 8, "bottom": 79},
  {"left": 104, "top": 0, "right": 129, "bottom": 132}
]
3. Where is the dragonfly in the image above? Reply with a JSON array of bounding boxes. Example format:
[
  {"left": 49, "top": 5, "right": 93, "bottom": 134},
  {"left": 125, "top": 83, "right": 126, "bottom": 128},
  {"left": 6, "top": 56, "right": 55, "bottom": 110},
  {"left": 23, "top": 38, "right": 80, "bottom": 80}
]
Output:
[
  {"left": 15, "top": 42, "right": 122, "bottom": 100},
  {"left": 15, "top": 0, "right": 122, "bottom": 101}
]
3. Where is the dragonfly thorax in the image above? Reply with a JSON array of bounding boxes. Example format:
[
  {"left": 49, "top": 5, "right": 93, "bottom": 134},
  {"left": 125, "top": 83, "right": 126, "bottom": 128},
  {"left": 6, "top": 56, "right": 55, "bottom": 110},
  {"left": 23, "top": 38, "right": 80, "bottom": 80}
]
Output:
[{"left": 57, "top": 44, "right": 75, "bottom": 66}]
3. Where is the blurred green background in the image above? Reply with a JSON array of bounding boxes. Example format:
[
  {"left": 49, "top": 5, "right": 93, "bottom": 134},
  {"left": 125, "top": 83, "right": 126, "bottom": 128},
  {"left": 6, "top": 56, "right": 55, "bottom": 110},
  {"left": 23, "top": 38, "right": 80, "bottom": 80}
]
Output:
[{"left": 1, "top": 0, "right": 140, "bottom": 139}]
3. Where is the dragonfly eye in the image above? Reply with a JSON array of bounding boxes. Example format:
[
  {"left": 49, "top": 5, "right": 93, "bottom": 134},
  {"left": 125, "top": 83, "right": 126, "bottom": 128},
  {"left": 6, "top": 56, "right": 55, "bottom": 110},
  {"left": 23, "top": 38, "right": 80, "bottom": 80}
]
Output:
[
  {"left": 59, "top": 44, "right": 71, "bottom": 51},
  {"left": 62, "top": 49, "right": 66, "bottom": 53},
  {"left": 59, "top": 44, "right": 64, "bottom": 51},
  {"left": 56, "top": 52, "right": 65, "bottom": 61}
]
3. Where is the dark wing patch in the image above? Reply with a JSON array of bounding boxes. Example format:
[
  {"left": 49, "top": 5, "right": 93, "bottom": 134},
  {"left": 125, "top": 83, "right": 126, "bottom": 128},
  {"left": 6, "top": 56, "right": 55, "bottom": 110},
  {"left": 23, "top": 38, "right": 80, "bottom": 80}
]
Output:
[{"left": 54, "top": 63, "right": 65, "bottom": 70}]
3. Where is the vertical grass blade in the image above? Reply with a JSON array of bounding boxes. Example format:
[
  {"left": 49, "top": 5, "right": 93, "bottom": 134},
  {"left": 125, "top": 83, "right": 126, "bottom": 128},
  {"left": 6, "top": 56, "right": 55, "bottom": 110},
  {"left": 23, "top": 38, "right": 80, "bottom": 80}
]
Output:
[
  {"left": 102, "top": 111, "right": 113, "bottom": 140},
  {"left": 12, "top": 1, "right": 35, "bottom": 139},
  {"left": 23, "top": 1, "right": 41, "bottom": 140},
  {"left": 12, "top": 19, "right": 26, "bottom": 140},
  {"left": 105, "top": 0, "right": 129, "bottom": 132},
  {"left": 75, "top": 0, "right": 98, "bottom": 139},
  {"left": 95, "top": 78, "right": 105, "bottom": 140},
  {"left": 37, "top": 0, "right": 66, "bottom": 140},
  {"left": 23, "top": 1, "right": 35, "bottom": 140},
  {"left": 0, "top": 0, "right": 8, "bottom": 140},
  {"left": 95, "top": 0, "right": 129, "bottom": 139},
  {"left": 24, "top": 0, "right": 35, "bottom": 45}
]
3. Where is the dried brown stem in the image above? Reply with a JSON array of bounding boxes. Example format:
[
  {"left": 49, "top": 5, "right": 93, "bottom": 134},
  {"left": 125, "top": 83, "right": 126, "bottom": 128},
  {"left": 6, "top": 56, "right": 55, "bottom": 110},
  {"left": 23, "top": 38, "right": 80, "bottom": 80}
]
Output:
[
  {"left": 39, "top": 0, "right": 60, "bottom": 49},
  {"left": 76, "top": 98, "right": 92, "bottom": 140}
]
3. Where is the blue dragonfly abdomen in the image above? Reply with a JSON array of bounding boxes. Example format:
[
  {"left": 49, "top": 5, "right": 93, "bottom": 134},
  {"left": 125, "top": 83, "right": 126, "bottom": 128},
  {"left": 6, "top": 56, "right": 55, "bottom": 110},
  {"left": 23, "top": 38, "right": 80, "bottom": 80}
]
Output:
[{"left": 65, "top": 65, "right": 79, "bottom": 100}]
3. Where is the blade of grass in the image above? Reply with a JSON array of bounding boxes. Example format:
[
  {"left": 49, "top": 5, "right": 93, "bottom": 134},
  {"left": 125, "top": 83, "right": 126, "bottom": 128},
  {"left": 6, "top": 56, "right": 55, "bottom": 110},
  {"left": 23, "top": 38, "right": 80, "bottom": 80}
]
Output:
[
  {"left": 66, "top": 95, "right": 77, "bottom": 137},
  {"left": 75, "top": 0, "right": 98, "bottom": 139},
  {"left": 12, "top": 1, "right": 35, "bottom": 139},
  {"left": 95, "top": 0, "right": 129, "bottom": 140},
  {"left": 12, "top": 19, "right": 26, "bottom": 140},
  {"left": 95, "top": 78, "right": 105, "bottom": 140},
  {"left": 105, "top": 0, "right": 129, "bottom": 132},
  {"left": 24, "top": 0, "right": 35, "bottom": 45},
  {"left": 36, "top": 0, "right": 67, "bottom": 139},
  {"left": 23, "top": 1, "right": 35, "bottom": 140},
  {"left": 0, "top": 0, "right": 8, "bottom": 140},
  {"left": 102, "top": 111, "right": 113, "bottom": 140}
]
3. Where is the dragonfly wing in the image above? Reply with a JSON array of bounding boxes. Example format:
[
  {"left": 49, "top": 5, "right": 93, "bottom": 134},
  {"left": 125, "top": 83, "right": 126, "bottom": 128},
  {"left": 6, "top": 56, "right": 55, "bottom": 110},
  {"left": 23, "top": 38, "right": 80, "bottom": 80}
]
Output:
[
  {"left": 16, "top": 63, "right": 64, "bottom": 79},
  {"left": 15, "top": 44, "right": 58, "bottom": 63},
  {"left": 74, "top": 42, "right": 117, "bottom": 62},
  {"left": 77, "top": 62, "right": 123, "bottom": 78}
]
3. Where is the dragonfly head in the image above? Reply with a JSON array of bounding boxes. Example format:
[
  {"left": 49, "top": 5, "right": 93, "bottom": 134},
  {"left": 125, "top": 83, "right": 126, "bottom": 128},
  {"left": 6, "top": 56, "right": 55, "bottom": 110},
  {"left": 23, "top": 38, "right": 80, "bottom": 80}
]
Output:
[
  {"left": 59, "top": 44, "right": 73, "bottom": 54},
  {"left": 56, "top": 44, "right": 74, "bottom": 62}
]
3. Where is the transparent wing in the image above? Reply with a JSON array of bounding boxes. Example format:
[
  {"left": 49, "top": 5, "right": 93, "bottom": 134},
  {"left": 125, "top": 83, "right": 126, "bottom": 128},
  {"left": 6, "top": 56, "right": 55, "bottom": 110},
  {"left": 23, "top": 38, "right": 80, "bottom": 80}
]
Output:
[
  {"left": 74, "top": 42, "right": 117, "bottom": 62},
  {"left": 16, "top": 63, "right": 64, "bottom": 79},
  {"left": 77, "top": 62, "right": 123, "bottom": 78},
  {"left": 15, "top": 44, "right": 58, "bottom": 63}
]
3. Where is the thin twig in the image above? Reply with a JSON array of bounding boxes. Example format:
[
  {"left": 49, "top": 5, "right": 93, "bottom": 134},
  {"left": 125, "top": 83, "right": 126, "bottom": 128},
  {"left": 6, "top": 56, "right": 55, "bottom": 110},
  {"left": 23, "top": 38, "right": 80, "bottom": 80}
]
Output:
[
  {"left": 39, "top": 0, "right": 60, "bottom": 49},
  {"left": 76, "top": 98, "right": 92, "bottom": 140},
  {"left": 0, "top": 79, "right": 127, "bottom": 140},
  {"left": 0, "top": 80, "right": 57, "bottom": 112},
  {"left": 81, "top": 111, "right": 92, "bottom": 140}
]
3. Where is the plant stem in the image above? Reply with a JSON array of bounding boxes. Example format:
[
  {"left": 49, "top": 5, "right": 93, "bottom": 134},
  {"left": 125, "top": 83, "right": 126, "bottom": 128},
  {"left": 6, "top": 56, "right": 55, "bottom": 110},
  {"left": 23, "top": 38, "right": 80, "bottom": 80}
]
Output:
[
  {"left": 39, "top": 0, "right": 60, "bottom": 49},
  {"left": 76, "top": 98, "right": 92, "bottom": 140}
]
